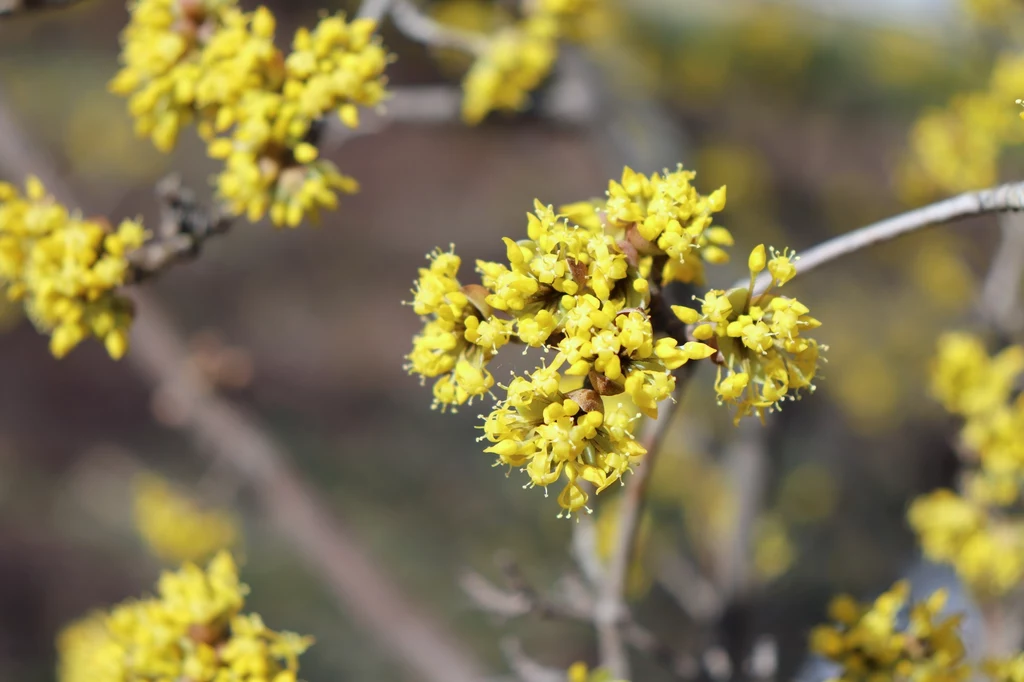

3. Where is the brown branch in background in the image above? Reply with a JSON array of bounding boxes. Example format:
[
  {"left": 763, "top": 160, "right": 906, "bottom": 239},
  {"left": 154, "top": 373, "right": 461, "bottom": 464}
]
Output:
[
  {"left": 0, "top": 91, "right": 486, "bottom": 682},
  {"left": 356, "top": 0, "right": 394, "bottom": 21},
  {"left": 709, "top": 421, "right": 770, "bottom": 602},
  {"left": 737, "top": 181, "right": 1024, "bottom": 293},
  {"left": 390, "top": 0, "right": 490, "bottom": 55},
  {"left": 0, "top": 0, "right": 83, "bottom": 17},
  {"left": 979, "top": 212, "right": 1024, "bottom": 335},
  {"left": 128, "top": 300, "right": 487, "bottom": 682},
  {"left": 461, "top": 557, "right": 699, "bottom": 680},
  {"left": 594, "top": 375, "right": 692, "bottom": 679}
]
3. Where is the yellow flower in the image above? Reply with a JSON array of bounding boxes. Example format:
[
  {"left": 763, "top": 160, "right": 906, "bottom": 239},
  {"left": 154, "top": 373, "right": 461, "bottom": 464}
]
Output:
[
  {"left": 405, "top": 248, "right": 511, "bottom": 409},
  {"left": 57, "top": 551, "right": 313, "bottom": 682},
  {"left": 930, "top": 332, "right": 1024, "bottom": 418},
  {"left": 0, "top": 177, "right": 145, "bottom": 359},
  {"left": 406, "top": 168, "right": 821, "bottom": 512},
  {"left": 672, "top": 244, "right": 825, "bottom": 422},
  {"left": 112, "top": 0, "right": 390, "bottom": 227},
  {"left": 133, "top": 473, "right": 240, "bottom": 564},
  {"left": 809, "top": 581, "right": 968, "bottom": 682},
  {"left": 605, "top": 165, "right": 730, "bottom": 286},
  {"left": 482, "top": 358, "right": 647, "bottom": 515},
  {"left": 462, "top": 15, "right": 558, "bottom": 124}
]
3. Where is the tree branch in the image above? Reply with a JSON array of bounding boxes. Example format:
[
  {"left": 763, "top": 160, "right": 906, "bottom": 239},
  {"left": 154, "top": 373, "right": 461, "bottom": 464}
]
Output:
[
  {"left": 737, "top": 181, "right": 1024, "bottom": 292},
  {"left": 0, "top": 89, "right": 486, "bottom": 682},
  {"left": 389, "top": 0, "right": 490, "bottom": 55},
  {"left": 979, "top": 212, "right": 1024, "bottom": 335},
  {"left": 0, "top": 0, "right": 83, "bottom": 17},
  {"left": 594, "top": 375, "right": 690, "bottom": 679}
]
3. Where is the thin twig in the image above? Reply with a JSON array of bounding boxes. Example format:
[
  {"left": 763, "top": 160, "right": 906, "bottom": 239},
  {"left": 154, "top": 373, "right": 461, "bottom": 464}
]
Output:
[
  {"left": 0, "top": 90, "right": 486, "bottom": 682},
  {"left": 710, "top": 421, "right": 769, "bottom": 601},
  {"left": 356, "top": 0, "right": 394, "bottom": 21},
  {"left": 462, "top": 560, "right": 698, "bottom": 680},
  {"left": 390, "top": 0, "right": 490, "bottom": 55},
  {"left": 595, "top": 377, "right": 690, "bottom": 679},
  {"left": 0, "top": 0, "right": 82, "bottom": 17},
  {"left": 654, "top": 546, "right": 724, "bottom": 625},
  {"left": 736, "top": 181, "right": 1024, "bottom": 292},
  {"left": 500, "top": 638, "right": 566, "bottom": 682},
  {"left": 979, "top": 212, "right": 1024, "bottom": 335}
]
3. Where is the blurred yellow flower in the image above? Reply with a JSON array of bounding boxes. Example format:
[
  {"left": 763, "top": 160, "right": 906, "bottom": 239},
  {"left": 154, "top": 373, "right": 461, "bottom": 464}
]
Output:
[
  {"left": 57, "top": 551, "right": 313, "bottom": 682},
  {"left": 133, "top": 473, "right": 240, "bottom": 564},
  {"left": 111, "top": 0, "right": 389, "bottom": 227},
  {"left": 810, "top": 581, "right": 968, "bottom": 681}
]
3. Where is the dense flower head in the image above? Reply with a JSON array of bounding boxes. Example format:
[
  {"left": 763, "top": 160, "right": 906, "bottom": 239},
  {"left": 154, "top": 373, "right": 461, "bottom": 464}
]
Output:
[
  {"left": 482, "top": 359, "right": 648, "bottom": 515},
  {"left": 112, "top": 0, "right": 389, "bottom": 226},
  {"left": 407, "top": 167, "right": 826, "bottom": 511},
  {"left": 909, "top": 489, "right": 1024, "bottom": 597},
  {"left": 458, "top": 0, "right": 609, "bottom": 123},
  {"left": 605, "top": 165, "right": 731, "bottom": 286},
  {"left": 910, "top": 334, "right": 1024, "bottom": 598},
  {"left": 0, "top": 177, "right": 145, "bottom": 359},
  {"left": 930, "top": 332, "right": 1024, "bottom": 418},
  {"left": 133, "top": 473, "right": 240, "bottom": 564},
  {"left": 897, "top": 54, "right": 1024, "bottom": 202},
  {"left": 57, "top": 551, "right": 313, "bottom": 682},
  {"left": 462, "top": 16, "right": 558, "bottom": 124},
  {"left": 809, "top": 581, "right": 968, "bottom": 682},
  {"left": 405, "top": 248, "right": 513, "bottom": 410},
  {"left": 985, "top": 654, "right": 1024, "bottom": 682},
  {"left": 672, "top": 244, "right": 825, "bottom": 422}
]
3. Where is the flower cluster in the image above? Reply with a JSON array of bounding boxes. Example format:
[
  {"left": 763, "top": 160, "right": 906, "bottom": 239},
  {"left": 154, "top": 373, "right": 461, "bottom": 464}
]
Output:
[
  {"left": 897, "top": 52, "right": 1024, "bottom": 201},
  {"left": 133, "top": 473, "right": 240, "bottom": 564},
  {"left": 111, "top": 0, "right": 389, "bottom": 226},
  {"left": 0, "top": 177, "right": 145, "bottom": 359},
  {"left": 57, "top": 551, "right": 312, "bottom": 682},
  {"left": 671, "top": 244, "right": 824, "bottom": 422},
  {"left": 985, "top": 654, "right": 1024, "bottom": 682},
  {"left": 406, "top": 165, "right": 824, "bottom": 513},
  {"left": 460, "top": 0, "right": 607, "bottom": 124},
  {"left": 909, "top": 333, "right": 1024, "bottom": 597},
  {"left": 809, "top": 581, "right": 968, "bottom": 682}
]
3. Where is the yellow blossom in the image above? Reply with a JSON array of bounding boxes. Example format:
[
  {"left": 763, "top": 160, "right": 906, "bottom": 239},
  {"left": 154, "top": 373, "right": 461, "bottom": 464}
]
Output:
[
  {"left": 111, "top": 0, "right": 390, "bottom": 227},
  {"left": 56, "top": 551, "right": 313, "bottom": 682},
  {"left": 407, "top": 168, "right": 821, "bottom": 512},
  {"left": 909, "top": 335, "right": 1024, "bottom": 598},
  {"left": 462, "top": 16, "right": 558, "bottom": 124},
  {"left": 0, "top": 177, "right": 145, "bottom": 359},
  {"left": 605, "top": 165, "right": 730, "bottom": 286},
  {"left": 405, "top": 248, "right": 511, "bottom": 410},
  {"left": 809, "top": 581, "right": 968, "bottom": 682},
  {"left": 133, "top": 473, "right": 240, "bottom": 564},
  {"left": 672, "top": 244, "right": 825, "bottom": 422},
  {"left": 482, "top": 359, "right": 646, "bottom": 515}
]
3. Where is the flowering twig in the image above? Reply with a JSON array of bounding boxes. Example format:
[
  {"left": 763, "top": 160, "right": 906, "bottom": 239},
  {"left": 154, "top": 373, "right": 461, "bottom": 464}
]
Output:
[
  {"left": 390, "top": 0, "right": 490, "bottom": 55},
  {"left": 595, "top": 375, "right": 692, "bottom": 679},
  {"left": 0, "top": 91, "right": 486, "bottom": 682},
  {"left": 741, "top": 180, "right": 1024, "bottom": 292}
]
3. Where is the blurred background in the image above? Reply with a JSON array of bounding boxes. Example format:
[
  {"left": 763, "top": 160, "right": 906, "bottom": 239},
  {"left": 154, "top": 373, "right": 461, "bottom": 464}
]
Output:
[{"left": 0, "top": 0, "right": 1019, "bottom": 679}]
